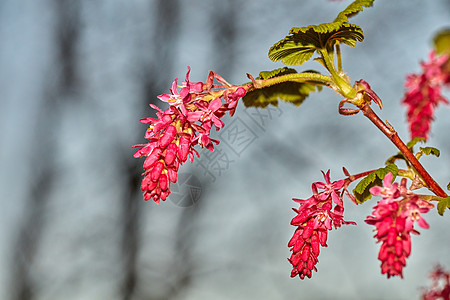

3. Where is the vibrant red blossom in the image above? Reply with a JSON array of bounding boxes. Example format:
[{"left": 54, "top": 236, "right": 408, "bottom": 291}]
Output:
[
  {"left": 365, "top": 173, "right": 434, "bottom": 278},
  {"left": 314, "top": 170, "right": 344, "bottom": 198},
  {"left": 421, "top": 265, "right": 450, "bottom": 300},
  {"left": 157, "top": 66, "right": 204, "bottom": 107},
  {"left": 289, "top": 170, "right": 355, "bottom": 279},
  {"left": 133, "top": 67, "right": 247, "bottom": 203},
  {"left": 369, "top": 172, "right": 400, "bottom": 203},
  {"left": 402, "top": 51, "right": 450, "bottom": 140}
]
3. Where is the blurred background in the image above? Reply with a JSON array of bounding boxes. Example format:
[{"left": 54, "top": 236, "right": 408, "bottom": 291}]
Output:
[{"left": 1, "top": 0, "right": 449, "bottom": 299}]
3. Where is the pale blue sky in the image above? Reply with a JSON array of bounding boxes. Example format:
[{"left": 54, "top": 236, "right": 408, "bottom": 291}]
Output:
[{"left": 1, "top": 1, "right": 449, "bottom": 299}]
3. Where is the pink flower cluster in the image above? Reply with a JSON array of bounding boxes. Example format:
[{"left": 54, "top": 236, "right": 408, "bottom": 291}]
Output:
[
  {"left": 288, "top": 170, "right": 356, "bottom": 279},
  {"left": 402, "top": 51, "right": 450, "bottom": 140},
  {"left": 133, "top": 67, "right": 246, "bottom": 203},
  {"left": 421, "top": 265, "right": 450, "bottom": 300},
  {"left": 365, "top": 173, "right": 434, "bottom": 278}
]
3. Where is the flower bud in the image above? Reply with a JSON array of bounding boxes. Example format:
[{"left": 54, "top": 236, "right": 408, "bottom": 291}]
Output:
[
  {"left": 159, "top": 125, "right": 177, "bottom": 148},
  {"left": 143, "top": 147, "right": 162, "bottom": 169},
  {"left": 159, "top": 174, "right": 168, "bottom": 191},
  {"left": 178, "top": 136, "right": 190, "bottom": 162},
  {"left": 165, "top": 143, "right": 178, "bottom": 166},
  {"left": 150, "top": 162, "right": 164, "bottom": 182}
]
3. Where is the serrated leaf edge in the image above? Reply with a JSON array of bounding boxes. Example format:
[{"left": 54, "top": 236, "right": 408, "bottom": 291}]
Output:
[
  {"left": 406, "top": 137, "right": 426, "bottom": 149},
  {"left": 334, "top": 0, "right": 375, "bottom": 23},
  {"left": 353, "top": 164, "right": 399, "bottom": 204},
  {"left": 419, "top": 146, "right": 440, "bottom": 157}
]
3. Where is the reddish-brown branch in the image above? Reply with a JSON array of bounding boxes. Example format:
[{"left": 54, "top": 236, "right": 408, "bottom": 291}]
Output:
[
  {"left": 345, "top": 169, "right": 375, "bottom": 184},
  {"left": 360, "top": 104, "right": 448, "bottom": 198}
]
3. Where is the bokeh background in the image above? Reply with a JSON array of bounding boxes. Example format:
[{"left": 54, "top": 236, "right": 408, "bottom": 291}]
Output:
[{"left": 1, "top": 0, "right": 450, "bottom": 299}]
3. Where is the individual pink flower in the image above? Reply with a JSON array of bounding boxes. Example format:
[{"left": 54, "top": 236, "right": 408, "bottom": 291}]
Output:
[
  {"left": 157, "top": 66, "right": 204, "bottom": 107},
  {"left": 401, "top": 196, "right": 433, "bottom": 232},
  {"left": 196, "top": 97, "right": 225, "bottom": 129},
  {"left": 191, "top": 122, "right": 219, "bottom": 151},
  {"left": 133, "top": 67, "right": 247, "bottom": 203},
  {"left": 313, "top": 170, "right": 345, "bottom": 206},
  {"left": 402, "top": 51, "right": 450, "bottom": 140},
  {"left": 369, "top": 172, "right": 400, "bottom": 203},
  {"left": 289, "top": 170, "right": 355, "bottom": 279},
  {"left": 223, "top": 87, "right": 246, "bottom": 116},
  {"left": 365, "top": 173, "right": 434, "bottom": 278}
]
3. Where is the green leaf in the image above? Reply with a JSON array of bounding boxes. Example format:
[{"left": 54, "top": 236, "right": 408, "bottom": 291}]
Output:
[
  {"left": 419, "top": 147, "right": 440, "bottom": 157},
  {"left": 268, "top": 0, "right": 374, "bottom": 66},
  {"left": 353, "top": 164, "right": 398, "bottom": 204},
  {"left": 437, "top": 197, "right": 450, "bottom": 216},
  {"left": 406, "top": 137, "right": 426, "bottom": 149},
  {"left": 242, "top": 68, "right": 322, "bottom": 108},
  {"left": 433, "top": 28, "right": 450, "bottom": 55},
  {"left": 334, "top": 0, "right": 375, "bottom": 23},
  {"left": 269, "top": 23, "right": 364, "bottom": 66},
  {"left": 386, "top": 138, "right": 440, "bottom": 165},
  {"left": 255, "top": 67, "right": 297, "bottom": 80}
]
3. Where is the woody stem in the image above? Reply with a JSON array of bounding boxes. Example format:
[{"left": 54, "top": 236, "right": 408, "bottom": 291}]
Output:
[
  {"left": 360, "top": 104, "right": 448, "bottom": 198},
  {"left": 346, "top": 169, "right": 376, "bottom": 184}
]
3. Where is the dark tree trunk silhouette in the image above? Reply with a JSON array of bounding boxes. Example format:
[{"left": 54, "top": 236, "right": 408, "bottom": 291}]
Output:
[
  {"left": 9, "top": 1, "right": 80, "bottom": 299},
  {"left": 119, "top": 157, "right": 142, "bottom": 300},
  {"left": 119, "top": 0, "right": 180, "bottom": 299},
  {"left": 167, "top": 2, "right": 240, "bottom": 298},
  {"left": 209, "top": 0, "right": 239, "bottom": 77},
  {"left": 54, "top": 0, "right": 80, "bottom": 92},
  {"left": 10, "top": 167, "right": 55, "bottom": 300}
]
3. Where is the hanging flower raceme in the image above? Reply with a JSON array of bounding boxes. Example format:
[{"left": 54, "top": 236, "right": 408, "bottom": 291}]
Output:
[
  {"left": 288, "top": 170, "right": 356, "bottom": 279},
  {"left": 421, "top": 265, "right": 450, "bottom": 300},
  {"left": 133, "top": 67, "right": 247, "bottom": 203},
  {"left": 402, "top": 51, "right": 450, "bottom": 140},
  {"left": 365, "top": 173, "right": 434, "bottom": 278}
]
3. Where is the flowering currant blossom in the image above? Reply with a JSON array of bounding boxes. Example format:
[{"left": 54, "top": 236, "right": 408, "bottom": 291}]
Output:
[
  {"left": 133, "top": 67, "right": 247, "bottom": 203},
  {"left": 421, "top": 265, "right": 450, "bottom": 300},
  {"left": 288, "top": 170, "right": 356, "bottom": 279},
  {"left": 365, "top": 173, "right": 434, "bottom": 278},
  {"left": 402, "top": 51, "right": 450, "bottom": 140}
]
